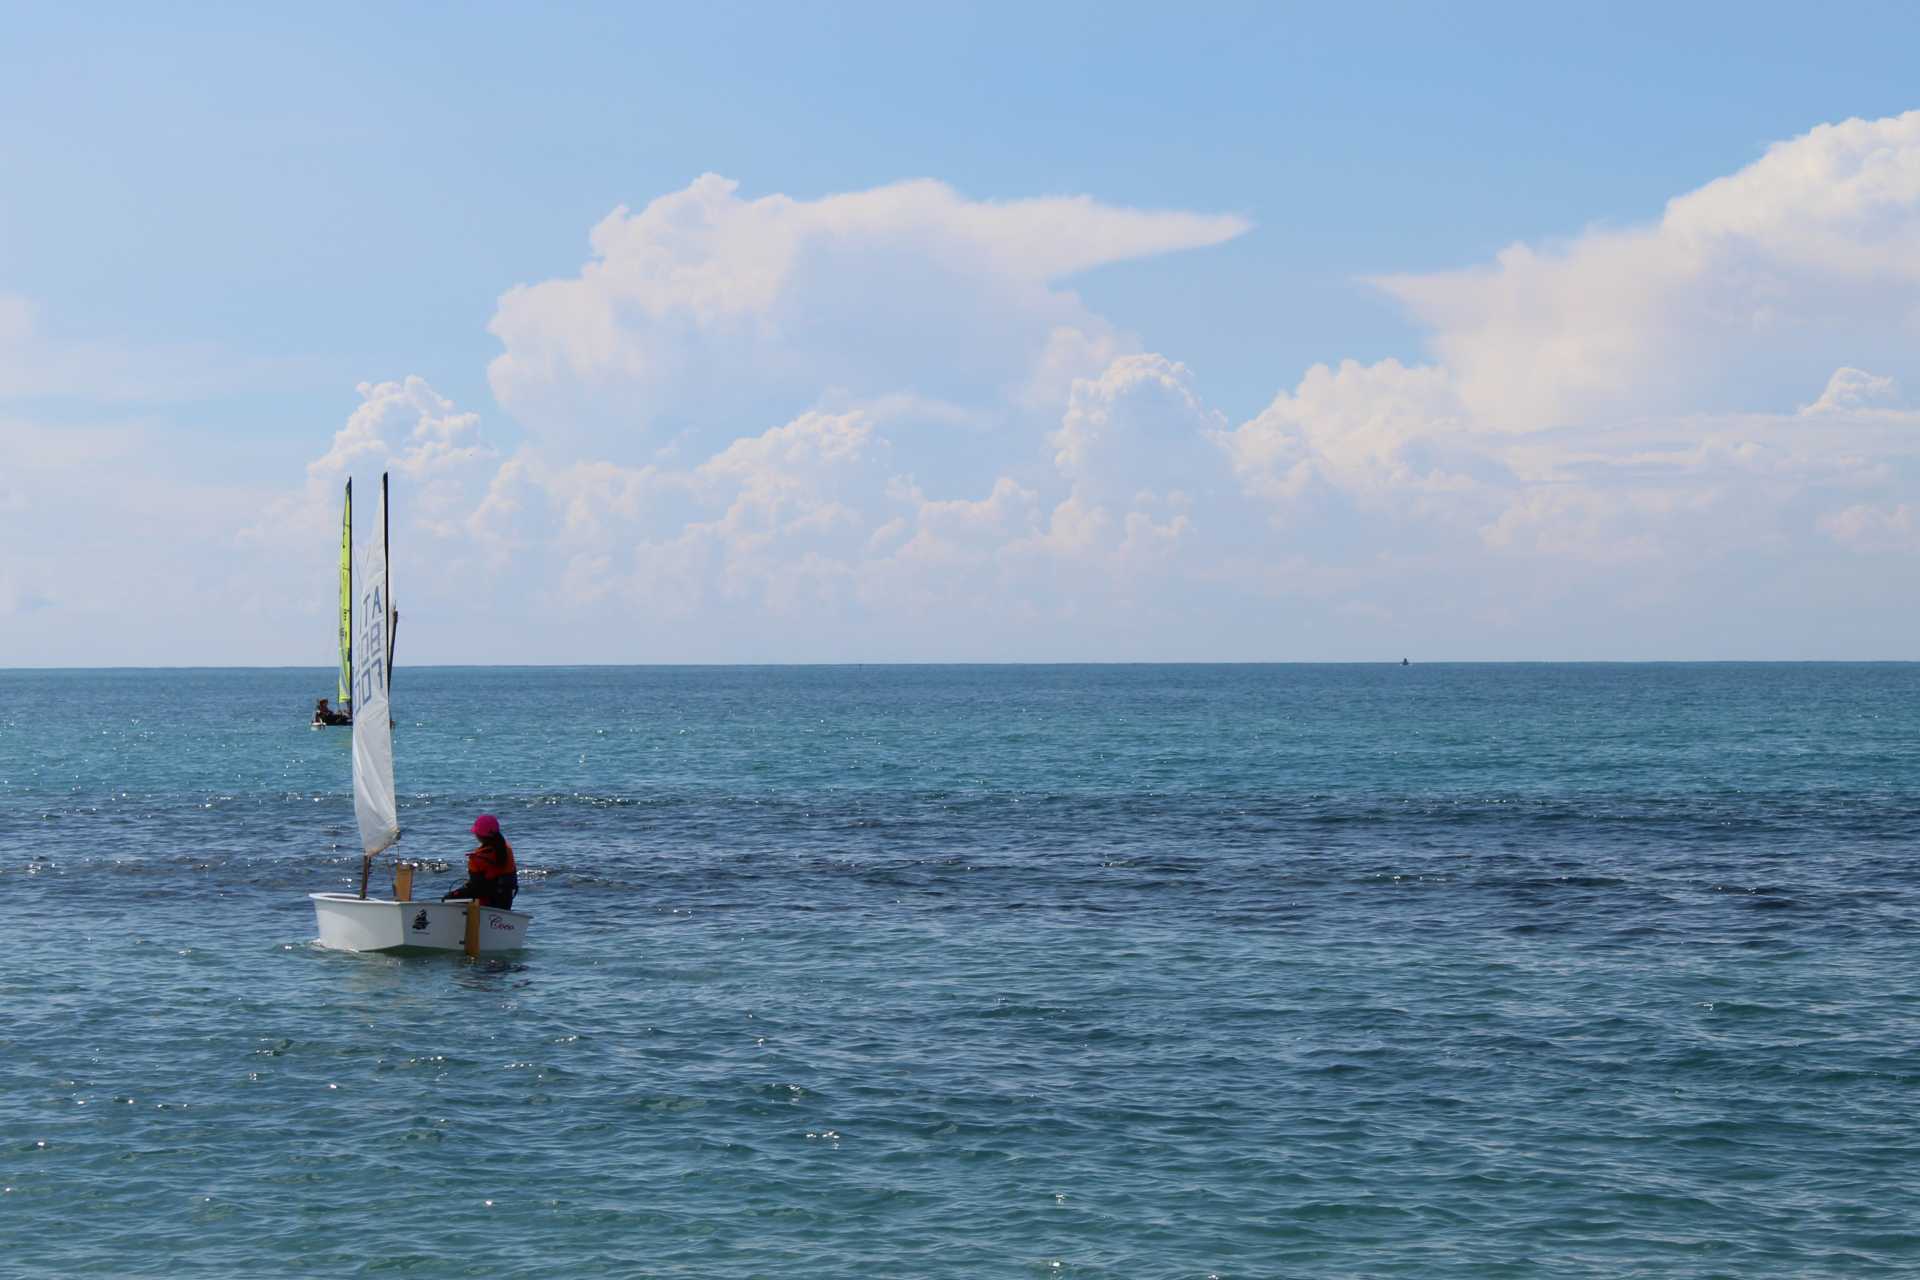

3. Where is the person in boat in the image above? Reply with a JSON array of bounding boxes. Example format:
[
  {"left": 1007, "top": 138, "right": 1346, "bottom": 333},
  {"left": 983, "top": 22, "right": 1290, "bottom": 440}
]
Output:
[
  {"left": 312, "top": 698, "right": 350, "bottom": 726},
  {"left": 443, "top": 814, "right": 518, "bottom": 909}
]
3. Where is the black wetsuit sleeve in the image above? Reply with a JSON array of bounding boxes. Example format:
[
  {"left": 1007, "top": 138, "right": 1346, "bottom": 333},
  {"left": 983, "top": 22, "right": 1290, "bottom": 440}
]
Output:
[{"left": 444, "top": 872, "right": 517, "bottom": 908}]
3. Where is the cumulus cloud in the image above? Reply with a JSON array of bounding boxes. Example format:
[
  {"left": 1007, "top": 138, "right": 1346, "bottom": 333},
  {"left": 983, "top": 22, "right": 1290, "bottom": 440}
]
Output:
[
  {"left": 1052, "top": 355, "right": 1220, "bottom": 493},
  {"left": 246, "top": 376, "right": 503, "bottom": 564},
  {"left": 1376, "top": 110, "right": 1920, "bottom": 433},
  {"left": 1219, "top": 358, "right": 1479, "bottom": 506},
  {"left": 312, "top": 377, "right": 499, "bottom": 538},
  {"left": 1820, "top": 503, "right": 1920, "bottom": 553},
  {"left": 311, "top": 377, "right": 493, "bottom": 481},
  {"left": 486, "top": 175, "right": 1249, "bottom": 458},
  {"left": 1803, "top": 366, "right": 1903, "bottom": 415},
  {"left": 276, "top": 351, "right": 1257, "bottom": 655},
  {"left": 1185, "top": 113, "right": 1920, "bottom": 647}
]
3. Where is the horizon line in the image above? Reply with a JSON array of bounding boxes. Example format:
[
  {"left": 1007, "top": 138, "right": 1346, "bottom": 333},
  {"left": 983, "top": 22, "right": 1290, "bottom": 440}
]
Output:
[{"left": 3, "top": 658, "right": 1917, "bottom": 673}]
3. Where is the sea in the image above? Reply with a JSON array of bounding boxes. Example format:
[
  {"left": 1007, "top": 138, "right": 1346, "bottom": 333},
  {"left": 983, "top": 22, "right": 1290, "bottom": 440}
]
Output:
[{"left": 2, "top": 663, "right": 1918, "bottom": 1278}]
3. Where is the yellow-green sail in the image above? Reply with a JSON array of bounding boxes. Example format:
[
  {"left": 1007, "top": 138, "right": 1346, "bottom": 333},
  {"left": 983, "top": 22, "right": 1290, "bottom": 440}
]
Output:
[{"left": 337, "top": 479, "right": 352, "bottom": 709}]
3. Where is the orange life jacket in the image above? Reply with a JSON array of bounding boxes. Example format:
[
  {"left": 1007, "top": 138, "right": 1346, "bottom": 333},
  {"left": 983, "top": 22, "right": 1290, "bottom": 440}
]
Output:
[{"left": 467, "top": 838, "right": 516, "bottom": 879}]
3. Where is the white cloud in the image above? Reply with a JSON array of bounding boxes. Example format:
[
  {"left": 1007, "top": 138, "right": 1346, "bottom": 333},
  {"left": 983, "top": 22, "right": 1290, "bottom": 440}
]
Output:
[
  {"left": 309, "top": 376, "right": 496, "bottom": 486},
  {"left": 1803, "top": 366, "right": 1903, "bottom": 415},
  {"left": 245, "top": 376, "right": 503, "bottom": 571},
  {"left": 1052, "top": 354, "right": 1219, "bottom": 491},
  {"left": 1376, "top": 110, "right": 1920, "bottom": 432},
  {"left": 1219, "top": 358, "right": 1478, "bottom": 506},
  {"left": 486, "top": 175, "right": 1249, "bottom": 458},
  {"left": 1820, "top": 503, "right": 1920, "bottom": 553},
  {"left": 1023, "top": 354, "right": 1226, "bottom": 579},
  {"left": 1479, "top": 485, "right": 1714, "bottom": 565},
  {"left": 1183, "top": 113, "right": 1920, "bottom": 646}
]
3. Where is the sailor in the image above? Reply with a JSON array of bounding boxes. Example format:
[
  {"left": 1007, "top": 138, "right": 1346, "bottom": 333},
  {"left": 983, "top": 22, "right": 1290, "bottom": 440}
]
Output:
[
  {"left": 313, "top": 697, "right": 348, "bottom": 725},
  {"left": 443, "top": 814, "right": 518, "bottom": 909}
]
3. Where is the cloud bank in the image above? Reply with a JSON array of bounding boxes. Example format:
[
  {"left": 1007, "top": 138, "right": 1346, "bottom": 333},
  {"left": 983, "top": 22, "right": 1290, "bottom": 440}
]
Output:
[
  {"left": 7, "top": 115, "right": 1919, "bottom": 662},
  {"left": 328, "top": 122, "right": 1920, "bottom": 660}
]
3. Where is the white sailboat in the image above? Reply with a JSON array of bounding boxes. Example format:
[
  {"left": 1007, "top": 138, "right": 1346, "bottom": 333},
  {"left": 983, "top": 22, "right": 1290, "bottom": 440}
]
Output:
[{"left": 309, "top": 472, "right": 532, "bottom": 955}]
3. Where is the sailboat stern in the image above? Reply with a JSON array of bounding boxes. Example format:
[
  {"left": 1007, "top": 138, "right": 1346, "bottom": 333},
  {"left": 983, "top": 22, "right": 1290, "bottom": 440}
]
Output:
[{"left": 310, "top": 892, "right": 405, "bottom": 951}]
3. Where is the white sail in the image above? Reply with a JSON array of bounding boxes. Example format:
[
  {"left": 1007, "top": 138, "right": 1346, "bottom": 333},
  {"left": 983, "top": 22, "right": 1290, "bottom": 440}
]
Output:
[{"left": 350, "top": 479, "right": 398, "bottom": 858}]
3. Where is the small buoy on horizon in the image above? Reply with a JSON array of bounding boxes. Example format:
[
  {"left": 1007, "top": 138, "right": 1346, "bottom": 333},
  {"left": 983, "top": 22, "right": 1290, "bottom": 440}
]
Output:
[{"left": 1401, "top": 658, "right": 1410, "bottom": 666}]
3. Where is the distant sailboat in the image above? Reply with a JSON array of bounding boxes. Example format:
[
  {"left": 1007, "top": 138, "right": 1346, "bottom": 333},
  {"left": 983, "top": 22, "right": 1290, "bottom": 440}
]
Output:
[
  {"left": 309, "top": 473, "right": 532, "bottom": 955},
  {"left": 312, "top": 480, "right": 354, "bottom": 727}
]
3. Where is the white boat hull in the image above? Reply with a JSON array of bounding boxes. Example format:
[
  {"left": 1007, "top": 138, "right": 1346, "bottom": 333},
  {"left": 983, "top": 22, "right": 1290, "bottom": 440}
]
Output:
[{"left": 309, "top": 892, "right": 532, "bottom": 954}]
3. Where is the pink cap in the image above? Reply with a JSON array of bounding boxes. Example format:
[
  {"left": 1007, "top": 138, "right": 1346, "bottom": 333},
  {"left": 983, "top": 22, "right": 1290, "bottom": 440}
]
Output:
[{"left": 471, "top": 814, "right": 501, "bottom": 839}]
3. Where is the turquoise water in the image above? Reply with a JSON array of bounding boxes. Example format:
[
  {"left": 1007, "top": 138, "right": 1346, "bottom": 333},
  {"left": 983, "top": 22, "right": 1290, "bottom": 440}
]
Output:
[{"left": 3, "top": 663, "right": 1919, "bottom": 1276}]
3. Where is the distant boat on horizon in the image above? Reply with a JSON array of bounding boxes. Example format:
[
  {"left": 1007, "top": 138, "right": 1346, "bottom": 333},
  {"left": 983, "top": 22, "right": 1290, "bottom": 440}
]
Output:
[{"left": 312, "top": 479, "right": 355, "bottom": 727}]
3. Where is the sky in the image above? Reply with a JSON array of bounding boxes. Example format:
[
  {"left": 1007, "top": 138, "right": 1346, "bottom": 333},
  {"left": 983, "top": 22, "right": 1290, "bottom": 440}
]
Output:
[{"left": 3, "top": 1, "right": 1918, "bottom": 665}]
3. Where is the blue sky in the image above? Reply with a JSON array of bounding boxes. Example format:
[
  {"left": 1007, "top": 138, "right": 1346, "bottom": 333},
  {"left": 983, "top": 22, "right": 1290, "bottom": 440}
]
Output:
[{"left": 3, "top": 3, "right": 1918, "bottom": 663}]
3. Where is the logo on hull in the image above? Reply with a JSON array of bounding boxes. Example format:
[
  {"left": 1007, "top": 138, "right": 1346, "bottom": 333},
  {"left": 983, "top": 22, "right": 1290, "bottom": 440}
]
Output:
[{"left": 411, "top": 910, "right": 430, "bottom": 931}]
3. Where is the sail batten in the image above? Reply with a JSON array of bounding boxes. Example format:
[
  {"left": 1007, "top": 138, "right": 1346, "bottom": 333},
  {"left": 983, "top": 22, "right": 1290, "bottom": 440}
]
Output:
[{"left": 350, "top": 475, "right": 399, "bottom": 862}]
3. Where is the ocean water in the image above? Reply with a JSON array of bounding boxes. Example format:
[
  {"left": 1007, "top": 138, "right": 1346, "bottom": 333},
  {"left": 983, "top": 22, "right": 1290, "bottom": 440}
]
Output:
[{"left": 3, "top": 663, "right": 1919, "bottom": 1277}]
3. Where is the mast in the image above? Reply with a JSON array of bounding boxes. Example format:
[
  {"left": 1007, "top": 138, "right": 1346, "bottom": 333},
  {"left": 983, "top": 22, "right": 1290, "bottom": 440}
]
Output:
[{"left": 383, "top": 471, "right": 394, "bottom": 689}]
